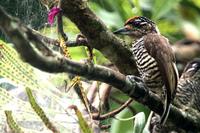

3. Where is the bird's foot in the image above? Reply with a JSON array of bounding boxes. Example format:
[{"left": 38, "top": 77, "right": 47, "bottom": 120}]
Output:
[
  {"left": 152, "top": 123, "right": 162, "bottom": 133},
  {"left": 126, "top": 75, "right": 144, "bottom": 85},
  {"left": 76, "top": 34, "right": 88, "bottom": 44},
  {"left": 151, "top": 115, "right": 162, "bottom": 133}
]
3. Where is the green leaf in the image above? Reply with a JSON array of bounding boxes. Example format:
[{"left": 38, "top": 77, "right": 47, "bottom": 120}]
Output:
[
  {"left": 89, "top": 2, "right": 124, "bottom": 27},
  {"left": 0, "top": 40, "right": 66, "bottom": 107},
  {"left": 191, "top": 0, "right": 200, "bottom": 8},
  {"left": 152, "top": 0, "right": 180, "bottom": 20},
  {"left": 70, "top": 105, "right": 93, "bottom": 133},
  {"left": 110, "top": 108, "right": 134, "bottom": 133},
  {"left": 26, "top": 87, "right": 60, "bottom": 133},
  {"left": 132, "top": 0, "right": 142, "bottom": 16},
  {"left": 133, "top": 112, "right": 146, "bottom": 133},
  {"left": 142, "top": 128, "right": 150, "bottom": 133},
  {"left": 142, "top": 111, "right": 155, "bottom": 133},
  {"left": 5, "top": 110, "right": 24, "bottom": 133}
]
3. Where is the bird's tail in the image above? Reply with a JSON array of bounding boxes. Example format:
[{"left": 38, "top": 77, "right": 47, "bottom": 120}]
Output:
[
  {"left": 160, "top": 92, "right": 171, "bottom": 125},
  {"left": 160, "top": 62, "right": 178, "bottom": 125}
]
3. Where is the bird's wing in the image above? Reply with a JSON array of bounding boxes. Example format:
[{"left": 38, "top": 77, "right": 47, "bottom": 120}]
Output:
[{"left": 143, "top": 33, "right": 179, "bottom": 125}]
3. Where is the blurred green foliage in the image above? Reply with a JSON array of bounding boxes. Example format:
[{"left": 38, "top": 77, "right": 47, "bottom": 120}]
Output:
[
  {"left": 109, "top": 91, "right": 150, "bottom": 133},
  {"left": 1, "top": 0, "right": 200, "bottom": 42},
  {"left": 90, "top": 0, "right": 200, "bottom": 42}
]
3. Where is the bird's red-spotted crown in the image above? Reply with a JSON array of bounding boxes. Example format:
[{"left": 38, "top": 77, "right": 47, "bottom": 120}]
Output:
[
  {"left": 125, "top": 16, "right": 140, "bottom": 25},
  {"left": 113, "top": 16, "right": 159, "bottom": 36},
  {"left": 125, "top": 16, "right": 155, "bottom": 26}
]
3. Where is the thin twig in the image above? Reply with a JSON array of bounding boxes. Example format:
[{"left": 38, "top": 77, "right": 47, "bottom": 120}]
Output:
[
  {"left": 30, "top": 27, "right": 88, "bottom": 47},
  {"left": 110, "top": 96, "right": 136, "bottom": 114},
  {"left": 98, "top": 83, "right": 112, "bottom": 112},
  {"left": 57, "top": 1, "right": 68, "bottom": 41},
  {"left": 87, "top": 81, "right": 98, "bottom": 104},
  {"left": 92, "top": 98, "right": 133, "bottom": 120}
]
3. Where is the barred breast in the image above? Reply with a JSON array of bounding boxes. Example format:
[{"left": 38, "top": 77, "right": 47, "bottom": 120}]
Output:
[{"left": 131, "top": 38, "right": 164, "bottom": 94}]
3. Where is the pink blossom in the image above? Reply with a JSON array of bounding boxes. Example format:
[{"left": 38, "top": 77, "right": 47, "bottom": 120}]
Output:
[{"left": 48, "top": 7, "right": 61, "bottom": 25}]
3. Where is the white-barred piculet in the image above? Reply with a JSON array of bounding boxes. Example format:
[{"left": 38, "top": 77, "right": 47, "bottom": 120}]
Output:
[{"left": 114, "top": 16, "right": 179, "bottom": 125}]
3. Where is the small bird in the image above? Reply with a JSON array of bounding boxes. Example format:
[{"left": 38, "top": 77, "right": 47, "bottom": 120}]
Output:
[
  {"left": 114, "top": 16, "right": 179, "bottom": 125},
  {"left": 175, "top": 58, "right": 200, "bottom": 111}
]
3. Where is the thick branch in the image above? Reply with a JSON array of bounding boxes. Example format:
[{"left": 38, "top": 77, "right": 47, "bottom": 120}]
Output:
[
  {"left": 29, "top": 26, "right": 200, "bottom": 72},
  {"left": 0, "top": 6, "right": 200, "bottom": 131},
  {"left": 32, "top": 27, "right": 200, "bottom": 66},
  {"left": 59, "top": 0, "right": 137, "bottom": 74}
]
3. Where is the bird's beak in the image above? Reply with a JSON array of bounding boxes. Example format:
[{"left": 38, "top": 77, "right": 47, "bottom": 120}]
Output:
[{"left": 113, "top": 27, "right": 131, "bottom": 35}]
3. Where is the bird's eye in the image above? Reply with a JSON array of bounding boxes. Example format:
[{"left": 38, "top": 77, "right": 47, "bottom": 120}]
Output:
[
  {"left": 133, "top": 21, "right": 140, "bottom": 25},
  {"left": 133, "top": 21, "right": 141, "bottom": 28},
  {"left": 134, "top": 21, "right": 139, "bottom": 24}
]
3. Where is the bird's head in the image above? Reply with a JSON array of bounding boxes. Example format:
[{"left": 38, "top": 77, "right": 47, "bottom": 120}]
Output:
[
  {"left": 181, "top": 58, "right": 200, "bottom": 79},
  {"left": 114, "top": 16, "right": 159, "bottom": 38}
]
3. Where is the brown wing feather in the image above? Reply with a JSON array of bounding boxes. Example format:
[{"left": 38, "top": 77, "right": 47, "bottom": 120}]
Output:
[
  {"left": 144, "top": 34, "right": 179, "bottom": 124},
  {"left": 144, "top": 33, "right": 178, "bottom": 100}
]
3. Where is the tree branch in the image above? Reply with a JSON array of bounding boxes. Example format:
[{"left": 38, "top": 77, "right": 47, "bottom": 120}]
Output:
[
  {"left": 31, "top": 26, "right": 200, "bottom": 68},
  {"left": 30, "top": 28, "right": 89, "bottom": 47},
  {"left": 25, "top": 25, "right": 200, "bottom": 73},
  {"left": 59, "top": 0, "right": 137, "bottom": 74},
  {"left": 0, "top": 6, "right": 200, "bottom": 131},
  {"left": 24, "top": 0, "right": 200, "bottom": 75}
]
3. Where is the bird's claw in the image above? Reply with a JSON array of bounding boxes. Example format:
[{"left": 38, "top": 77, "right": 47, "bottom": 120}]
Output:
[
  {"left": 76, "top": 34, "right": 88, "bottom": 44},
  {"left": 126, "top": 75, "right": 143, "bottom": 83}
]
